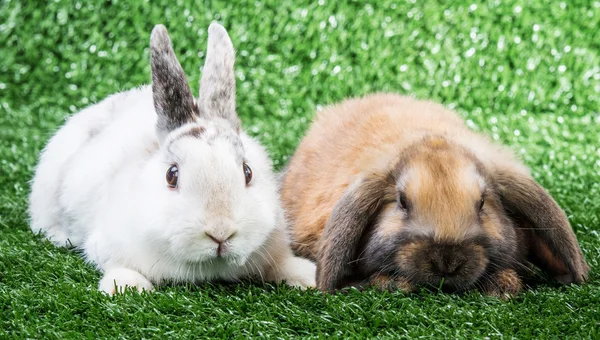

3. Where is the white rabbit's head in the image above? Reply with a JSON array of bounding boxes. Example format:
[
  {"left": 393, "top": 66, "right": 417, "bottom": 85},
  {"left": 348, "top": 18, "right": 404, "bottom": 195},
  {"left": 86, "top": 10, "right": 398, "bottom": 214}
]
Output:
[{"left": 145, "top": 24, "right": 279, "bottom": 269}]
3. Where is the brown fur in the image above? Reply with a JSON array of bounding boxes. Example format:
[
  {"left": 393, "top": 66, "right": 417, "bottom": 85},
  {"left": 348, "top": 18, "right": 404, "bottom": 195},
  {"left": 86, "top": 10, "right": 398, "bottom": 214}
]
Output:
[
  {"left": 374, "top": 203, "right": 406, "bottom": 238},
  {"left": 281, "top": 93, "right": 589, "bottom": 295},
  {"left": 492, "top": 170, "right": 589, "bottom": 283},
  {"left": 394, "top": 241, "right": 426, "bottom": 267},
  {"left": 483, "top": 268, "right": 523, "bottom": 298},
  {"left": 370, "top": 274, "right": 415, "bottom": 292},
  {"left": 401, "top": 142, "right": 484, "bottom": 242},
  {"left": 315, "top": 172, "right": 393, "bottom": 291},
  {"left": 283, "top": 96, "right": 466, "bottom": 258}
]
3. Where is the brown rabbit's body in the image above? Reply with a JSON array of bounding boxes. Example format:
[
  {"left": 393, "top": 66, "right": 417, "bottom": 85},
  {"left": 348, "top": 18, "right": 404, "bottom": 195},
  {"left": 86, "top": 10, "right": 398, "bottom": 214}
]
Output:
[
  {"left": 283, "top": 94, "right": 521, "bottom": 259},
  {"left": 282, "top": 94, "right": 588, "bottom": 295}
]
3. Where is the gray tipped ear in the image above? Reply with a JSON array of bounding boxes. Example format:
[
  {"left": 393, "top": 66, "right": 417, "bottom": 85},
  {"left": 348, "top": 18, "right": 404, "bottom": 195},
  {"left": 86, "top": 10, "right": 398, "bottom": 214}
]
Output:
[
  {"left": 494, "top": 170, "right": 589, "bottom": 284},
  {"left": 150, "top": 24, "right": 198, "bottom": 142},
  {"left": 198, "top": 22, "right": 240, "bottom": 131},
  {"left": 316, "top": 174, "right": 390, "bottom": 292}
]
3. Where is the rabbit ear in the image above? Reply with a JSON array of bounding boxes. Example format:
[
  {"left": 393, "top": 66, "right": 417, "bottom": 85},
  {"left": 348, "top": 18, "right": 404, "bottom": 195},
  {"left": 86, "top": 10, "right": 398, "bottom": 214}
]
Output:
[
  {"left": 493, "top": 170, "right": 589, "bottom": 284},
  {"left": 316, "top": 174, "right": 390, "bottom": 292},
  {"left": 198, "top": 22, "right": 240, "bottom": 131},
  {"left": 150, "top": 25, "right": 198, "bottom": 142}
]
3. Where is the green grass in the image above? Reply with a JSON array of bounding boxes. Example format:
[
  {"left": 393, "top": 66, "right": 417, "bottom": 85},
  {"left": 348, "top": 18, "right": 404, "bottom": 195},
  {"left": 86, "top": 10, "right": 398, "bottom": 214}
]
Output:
[{"left": 1, "top": 0, "right": 600, "bottom": 338}]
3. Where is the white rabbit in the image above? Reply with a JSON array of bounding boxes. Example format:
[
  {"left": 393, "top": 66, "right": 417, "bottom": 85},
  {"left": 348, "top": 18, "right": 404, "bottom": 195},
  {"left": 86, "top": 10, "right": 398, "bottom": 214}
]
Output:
[{"left": 28, "top": 23, "right": 316, "bottom": 295}]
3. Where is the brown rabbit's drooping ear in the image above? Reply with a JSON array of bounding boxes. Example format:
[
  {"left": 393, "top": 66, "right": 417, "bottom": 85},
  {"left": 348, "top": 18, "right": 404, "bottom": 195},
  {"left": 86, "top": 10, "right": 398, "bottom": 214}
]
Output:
[
  {"left": 316, "top": 174, "right": 390, "bottom": 292},
  {"left": 150, "top": 25, "right": 198, "bottom": 142},
  {"left": 197, "top": 22, "right": 240, "bottom": 131},
  {"left": 494, "top": 170, "right": 589, "bottom": 284}
]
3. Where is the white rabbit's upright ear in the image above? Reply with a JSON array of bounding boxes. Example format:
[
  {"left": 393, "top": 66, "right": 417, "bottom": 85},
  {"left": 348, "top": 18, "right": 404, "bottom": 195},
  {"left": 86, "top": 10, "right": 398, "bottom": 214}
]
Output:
[
  {"left": 198, "top": 22, "right": 240, "bottom": 131},
  {"left": 150, "top": 25, "right": 198, "bottom": 142}
]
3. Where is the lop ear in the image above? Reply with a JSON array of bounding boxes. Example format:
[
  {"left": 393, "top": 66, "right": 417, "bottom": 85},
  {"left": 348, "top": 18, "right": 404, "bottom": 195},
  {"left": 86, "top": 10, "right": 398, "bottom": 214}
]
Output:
[
  {"left": 150, "top": 25, "right": 198, "bottom": 142},
  {"left": 198, "top": 22, "right": 240, "bottom": 131},
  {"left": 493, "top": 169, "right": 589, "bottom": 284},
  {"left": 316, "top": 173, "right": 390, "bottom": 292}
]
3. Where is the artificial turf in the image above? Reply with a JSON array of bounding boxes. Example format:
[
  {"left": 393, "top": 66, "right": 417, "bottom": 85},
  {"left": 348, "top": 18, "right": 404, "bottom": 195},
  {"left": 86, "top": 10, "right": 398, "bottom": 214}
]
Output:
[{"left": 1, "top": 0, "right": 599, "bottom": 338}]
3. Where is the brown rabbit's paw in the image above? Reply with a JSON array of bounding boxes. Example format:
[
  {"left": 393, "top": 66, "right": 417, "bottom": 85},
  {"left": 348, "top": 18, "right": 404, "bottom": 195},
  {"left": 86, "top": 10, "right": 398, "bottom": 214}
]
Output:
[
  {"left": 370, "top": 274, "right": 416, "bottom": 293},
  {"left": 482, "top": 268, "right": 522, "bottom": 299}
]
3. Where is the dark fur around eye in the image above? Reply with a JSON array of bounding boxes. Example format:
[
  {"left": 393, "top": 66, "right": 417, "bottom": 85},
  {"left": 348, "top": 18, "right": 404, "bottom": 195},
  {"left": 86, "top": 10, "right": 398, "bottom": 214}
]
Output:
[
  {"left": 478, "top": 197, "right": 485, "bottom": 212},
  {"left": 398, "top": 191, "right": 409, "bottom": 210}
]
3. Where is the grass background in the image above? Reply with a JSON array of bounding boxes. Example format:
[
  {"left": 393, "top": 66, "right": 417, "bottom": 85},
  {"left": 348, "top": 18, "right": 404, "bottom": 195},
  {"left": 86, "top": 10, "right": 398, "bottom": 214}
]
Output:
[{"left": 1, "top": 0, "right": 600, "bottom": 337}]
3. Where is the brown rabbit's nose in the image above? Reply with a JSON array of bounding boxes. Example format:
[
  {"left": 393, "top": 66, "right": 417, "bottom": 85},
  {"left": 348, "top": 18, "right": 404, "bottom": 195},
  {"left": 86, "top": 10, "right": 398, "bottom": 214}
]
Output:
[{"left": 429, "top": 251, "right": 466, "bottom": 277}]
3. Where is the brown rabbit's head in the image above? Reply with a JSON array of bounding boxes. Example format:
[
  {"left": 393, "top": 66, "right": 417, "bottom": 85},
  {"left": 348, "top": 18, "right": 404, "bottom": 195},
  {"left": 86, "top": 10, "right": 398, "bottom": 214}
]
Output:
[{"left": 316, "top": 136, "right": 589, "bottom": 294}]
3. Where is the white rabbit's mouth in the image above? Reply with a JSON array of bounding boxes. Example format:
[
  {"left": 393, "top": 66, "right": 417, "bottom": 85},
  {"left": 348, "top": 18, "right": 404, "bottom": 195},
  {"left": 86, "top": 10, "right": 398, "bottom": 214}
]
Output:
[{"left": 180, "top": 246, "right": 250, "bottom": 268}]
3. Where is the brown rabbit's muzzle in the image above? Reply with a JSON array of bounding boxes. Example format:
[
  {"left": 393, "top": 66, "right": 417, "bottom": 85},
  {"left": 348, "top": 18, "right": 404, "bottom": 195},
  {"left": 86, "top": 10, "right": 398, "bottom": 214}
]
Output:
[
  {"left": 398, "top": 238, "right": 490, "bottom": 291},
  {"left": 357, "top": 230, "right": 500, "bottom": 292}
]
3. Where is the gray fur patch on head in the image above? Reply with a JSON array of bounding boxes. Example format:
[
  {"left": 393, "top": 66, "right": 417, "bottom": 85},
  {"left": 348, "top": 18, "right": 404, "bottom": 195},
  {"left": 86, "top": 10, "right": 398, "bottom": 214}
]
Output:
[
  {"left": 166, "top": 120, "right": 245, "bottom": 162},
  {"left": 179, "top": 126, "right": 206, "bottom": 139},
  {"left": 150, "top": 24, "right": 199, "bottom": 141},
  {"left": 197, "top": 22, "right": 241, "bottom": 131},
  {"left": 229, "top": 134, "right": 245, "bottom": 162},
  {"left": 166, "top": 124, "right": 206, "bottom": 148}
]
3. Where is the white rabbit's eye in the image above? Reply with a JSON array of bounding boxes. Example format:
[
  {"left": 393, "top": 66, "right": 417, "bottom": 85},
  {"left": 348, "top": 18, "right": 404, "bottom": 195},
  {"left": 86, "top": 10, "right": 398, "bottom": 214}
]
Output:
[
  {"left": 243, "top": 162, "right": 252, "bottom": 186},
  {"left": 166, "top": 165, "right": 179, "bottom": 188}
]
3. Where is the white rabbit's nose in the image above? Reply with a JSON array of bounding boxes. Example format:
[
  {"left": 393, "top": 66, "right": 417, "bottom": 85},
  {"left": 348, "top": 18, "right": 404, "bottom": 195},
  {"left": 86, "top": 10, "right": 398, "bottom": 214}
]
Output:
[
  {"left": 205, "top": 230, "right": 236, "bottom": 257},
  {"left": 204, "top": 230, "right": 236, "bottom": 244}
]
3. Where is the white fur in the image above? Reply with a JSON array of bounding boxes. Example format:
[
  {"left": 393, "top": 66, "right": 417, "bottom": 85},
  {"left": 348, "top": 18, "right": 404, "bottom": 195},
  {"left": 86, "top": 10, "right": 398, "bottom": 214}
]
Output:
[
  {"left": 99, "top": 268, "right": 154, "bottom": 294},
  {"left": 29, "top": 24, "right": 315, "bottom": 295}
]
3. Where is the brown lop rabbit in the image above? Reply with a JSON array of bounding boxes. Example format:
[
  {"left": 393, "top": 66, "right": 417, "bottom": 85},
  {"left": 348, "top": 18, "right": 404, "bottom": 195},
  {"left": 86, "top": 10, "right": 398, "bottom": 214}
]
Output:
[{"left": 281, "top": 94, "right": 589, "bottom": 296}]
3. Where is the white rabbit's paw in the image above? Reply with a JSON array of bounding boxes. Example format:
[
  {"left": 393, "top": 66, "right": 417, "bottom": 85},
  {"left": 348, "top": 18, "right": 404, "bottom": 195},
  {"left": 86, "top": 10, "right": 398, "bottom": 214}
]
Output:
[
  {"left": 281, "top": 257, "right": 317, "bottom": 289},
  {"left": 37, "top": 226, "right": 72, "bottom": 248},
  {"left": 99, "top": 268, "right": 154, "bottom": 295}
]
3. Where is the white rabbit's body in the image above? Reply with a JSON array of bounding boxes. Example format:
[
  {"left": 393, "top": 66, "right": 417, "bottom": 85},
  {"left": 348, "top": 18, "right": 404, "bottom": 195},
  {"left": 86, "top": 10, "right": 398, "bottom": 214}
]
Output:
[
  {"left": 29, "top": 24, "right": 316, "bottom": 294},
  {"left": 30, "top": 87, "right": 154, "bottom": 249}
]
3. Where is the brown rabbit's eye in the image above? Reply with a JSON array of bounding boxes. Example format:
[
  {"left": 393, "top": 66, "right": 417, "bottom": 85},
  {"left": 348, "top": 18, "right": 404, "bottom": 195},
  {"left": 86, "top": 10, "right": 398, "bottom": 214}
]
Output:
[
  {"left": 478, "top": 197, "right": 485, "bottom": 212},
  {"left": 166, "top": 165, "right": 179, "bottom": 188},
  {"left": 243, "top": 162, "right": 252, "bottom": 186},
  {"left": 398, "top": 192, "right": 408, "bottom": 210}
]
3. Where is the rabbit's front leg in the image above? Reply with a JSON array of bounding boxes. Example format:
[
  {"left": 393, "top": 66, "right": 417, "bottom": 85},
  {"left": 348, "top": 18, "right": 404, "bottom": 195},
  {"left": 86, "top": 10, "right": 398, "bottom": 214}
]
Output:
[
  {"left": 269, "top": 254, "right": 317, "bottom": 289},
  {"left": 98, "top": 267, "right": 154, "bottom": 295},
  {"left": 369, "top": 274, "right": 416, "bottom": 292},
  {"left": 481, "top": 268, "right": 522, "bottom": 299}
]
